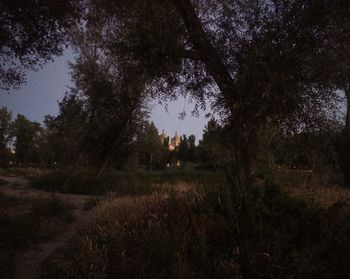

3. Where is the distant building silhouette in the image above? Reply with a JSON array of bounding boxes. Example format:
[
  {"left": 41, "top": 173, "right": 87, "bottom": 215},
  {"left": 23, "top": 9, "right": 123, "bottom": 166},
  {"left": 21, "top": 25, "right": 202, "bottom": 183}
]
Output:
[{"left": 159, "top": 130, "right": 180, "bottom": 151}]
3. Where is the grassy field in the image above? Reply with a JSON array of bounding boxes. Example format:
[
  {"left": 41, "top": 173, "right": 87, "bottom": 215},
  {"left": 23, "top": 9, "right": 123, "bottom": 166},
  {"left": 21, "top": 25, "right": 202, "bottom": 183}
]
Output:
[
  {"left": 273, "top": 168, "right": 350, "bottom": 207},
  {"left": 1, "top": 168, "right": 350, "bottom": 278},
  {"left": 35, "top": 169, "right": 350, "bottom": 279}
]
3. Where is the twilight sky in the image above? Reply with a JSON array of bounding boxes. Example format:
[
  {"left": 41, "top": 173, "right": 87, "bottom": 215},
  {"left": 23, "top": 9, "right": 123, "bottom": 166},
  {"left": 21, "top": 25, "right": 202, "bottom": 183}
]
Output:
[{"left": 0, "top": 51, "right": 209, "bottom": 142}]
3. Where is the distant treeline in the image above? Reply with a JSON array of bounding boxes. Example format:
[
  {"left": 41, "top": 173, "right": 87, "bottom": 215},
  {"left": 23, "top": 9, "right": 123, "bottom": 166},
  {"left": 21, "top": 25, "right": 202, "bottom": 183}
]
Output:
[{"left": 0, "top": 105, "right": 346, "bottom": 185}]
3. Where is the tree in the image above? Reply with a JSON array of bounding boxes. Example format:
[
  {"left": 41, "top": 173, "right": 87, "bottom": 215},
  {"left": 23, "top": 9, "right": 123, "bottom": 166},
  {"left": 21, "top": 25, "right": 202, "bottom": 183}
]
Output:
[
  {"left": 177, "top": 134, "right": 197, "bottom": 163},
  {"left": 12, "top": 114, "right": 41, "bottom": 166},
  {"left": 178, "top": 135, "right": 189, "bottom": 162},
  {"left": 0, "top": 107, "right": 12, "bottom": 167},
  {"left": 188, "top": 134, "right": 196, "bottom": 162},
  {"left": 198, "top": 119, "right": 231, "bottom": 171},
  {"left": 67, "top": 21, "right": 150, "bottom": 177},
  {"left": 136, "top": 121, "right": 161, "bottom": 170},
  {"left": 312, "top": 3, "right": 350, "bottom": 185},
  {"left": 83, "top": 0, "right": 343, "bottom": 185},
  {"left": 0, "top": 0, "right": 81, "bottom": 89},
  {"left": 160, "top": 135, "right": 171, "bottom": 168},
  {"left": 43, "top": 93, "right": 87, "bottom": 165}
]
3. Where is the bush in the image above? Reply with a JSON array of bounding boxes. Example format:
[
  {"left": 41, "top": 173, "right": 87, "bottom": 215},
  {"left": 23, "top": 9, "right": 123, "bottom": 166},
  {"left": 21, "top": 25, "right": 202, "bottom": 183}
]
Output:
[{"left": 30, "top": 171, "right": 67, "bottom": 192}]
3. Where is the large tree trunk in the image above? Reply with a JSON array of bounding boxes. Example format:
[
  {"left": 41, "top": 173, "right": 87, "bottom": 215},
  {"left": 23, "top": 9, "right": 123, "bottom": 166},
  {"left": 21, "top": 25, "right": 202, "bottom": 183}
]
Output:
[
  {"left": 172, "top": 0, "right": 236, "bottom": 107},
  {"left": 173, "top": 0, "right": 257, "bottom": 184},
  {"left": 240, "top": 127, "right": 258, "bottom": 181}
]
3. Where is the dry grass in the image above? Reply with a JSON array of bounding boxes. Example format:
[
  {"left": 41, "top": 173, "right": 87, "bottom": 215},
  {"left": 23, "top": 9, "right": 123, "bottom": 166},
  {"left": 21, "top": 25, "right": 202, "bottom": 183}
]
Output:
[
  {"left": 85, "top": 193, "right": 169, "bottom": 229},
  {"left": 34, "top": 168, "right": 350, "bottom": 279},
  {"left": 286, "top": 184, "right": 350, "bottom": 208},
  {"left": 273, "top": 167, "right": 350, "bottom": 208},
  {"left": 41, "top": 178, "right": 350, "bottom": 279},
  {"left": 41, "top": 192, "right": 210, "bottom": 279}
]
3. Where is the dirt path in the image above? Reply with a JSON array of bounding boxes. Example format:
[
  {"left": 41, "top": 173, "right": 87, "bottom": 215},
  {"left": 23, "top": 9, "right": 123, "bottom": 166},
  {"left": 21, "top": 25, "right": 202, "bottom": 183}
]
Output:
[
  {"left": 0, "top": 176, "right": 89, "bottom": 205},
  {"left": 0, "top": 176, "right": 90, "bottom": 279}
]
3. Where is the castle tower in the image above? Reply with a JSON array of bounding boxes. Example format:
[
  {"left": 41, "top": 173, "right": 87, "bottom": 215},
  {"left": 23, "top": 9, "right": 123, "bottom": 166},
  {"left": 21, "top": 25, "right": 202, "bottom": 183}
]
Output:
[
  {"left": 169, "top": 131, "right": 181, "bottom": 151},
  {"left": 159, "top": 129, "right": 168, "bottom": 145}
]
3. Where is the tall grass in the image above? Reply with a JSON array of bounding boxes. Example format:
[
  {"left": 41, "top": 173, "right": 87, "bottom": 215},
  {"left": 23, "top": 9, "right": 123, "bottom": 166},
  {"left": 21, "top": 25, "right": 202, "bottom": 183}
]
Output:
[
  {"left": 29, "top": 170, "right": 219, "bottom": 196},
  {"left": 273, "top": 167, "right": 350, "bottom": 207},
  {"left": 41, "top": 181, "right": 350, "bottom": 279}
]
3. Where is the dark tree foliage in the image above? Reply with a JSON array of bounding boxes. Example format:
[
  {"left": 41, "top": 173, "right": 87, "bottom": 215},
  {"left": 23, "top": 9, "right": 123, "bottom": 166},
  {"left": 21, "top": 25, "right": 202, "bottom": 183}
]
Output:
[
  {"left": 178, "top": 135, "right": 189, "bottom": 162},
  {"left": 317, "top": 3, "right": 350, "bottom": 185},
  {"left": 0, "top": 107, "right": 12, "bottom": 167},
  {"left": 197, "top": 119, "right": 232, "bottom": 171},
  {"left": 177, "top": 134, "right": 197, "bottom": 163},
  {"left": 67, "top": 21, "right": 150, "bottom": 175},
  {"left": 0, "top": 0, "right": 81, "bottom": 89},
  {"left": 135, "top": 121, "right": 161, "bottom": 170},
  {"left": 44, "top": 93, "right": 87, "bottom": 165},
  {"left": 12, "top": 114, "right": 42, "bottom": 166},
  {"left": 273, "top": 122, "right": 342, "bottom": 172},
  {"left": 188, "top": 134, "right": 196, "bottom": 162}
]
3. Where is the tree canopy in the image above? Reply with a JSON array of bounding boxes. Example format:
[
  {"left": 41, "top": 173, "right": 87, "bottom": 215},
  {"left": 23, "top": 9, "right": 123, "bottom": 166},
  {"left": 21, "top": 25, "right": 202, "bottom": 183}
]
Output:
[
  {"left": 76, "top": 0, "right": 349, "bottom": 181},
  {"left": 2, "top": 0, "right": 350, "bottom": 183},
  {"left": 0, "top": 0, "right": 81, "bottom": 89}
]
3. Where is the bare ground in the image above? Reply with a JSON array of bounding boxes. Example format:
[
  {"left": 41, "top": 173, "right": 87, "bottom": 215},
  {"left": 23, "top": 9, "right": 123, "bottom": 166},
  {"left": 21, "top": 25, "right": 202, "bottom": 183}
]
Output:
[{"left": 0, "top": 176, "right": 90, "bottom": 279}]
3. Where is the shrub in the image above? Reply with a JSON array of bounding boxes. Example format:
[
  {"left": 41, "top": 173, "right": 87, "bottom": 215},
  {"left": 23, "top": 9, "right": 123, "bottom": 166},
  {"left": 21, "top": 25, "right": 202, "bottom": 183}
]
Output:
[
  {"left": 30, "top": 171, "right": 67, "bottom": 192},
  {"left": 235, "top": 183, "right": 350, "bottom": 278}
]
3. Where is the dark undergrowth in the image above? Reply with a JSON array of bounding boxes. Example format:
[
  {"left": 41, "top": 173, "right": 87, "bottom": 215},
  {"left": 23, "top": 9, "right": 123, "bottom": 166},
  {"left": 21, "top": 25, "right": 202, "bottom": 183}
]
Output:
[
  {"left": 41, "top": 181, "right": 350, "bottom": 279},
  {"left": 29, "top": 170, "right": 219, "bottom": 196}
]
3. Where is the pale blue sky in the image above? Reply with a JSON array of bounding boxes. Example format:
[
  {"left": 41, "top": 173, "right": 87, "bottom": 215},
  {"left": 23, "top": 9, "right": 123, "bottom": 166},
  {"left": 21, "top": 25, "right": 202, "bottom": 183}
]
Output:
[{"left": 0, "top": 52, "right": 208, "bottom": 142}]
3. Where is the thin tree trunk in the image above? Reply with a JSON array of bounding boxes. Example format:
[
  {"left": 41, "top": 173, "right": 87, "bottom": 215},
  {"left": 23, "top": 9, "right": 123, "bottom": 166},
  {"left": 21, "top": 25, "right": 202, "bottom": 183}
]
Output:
[
  {"left": 96, "top": 136, "right": 121, "bottom": 180},
  {"left": 62, "top": 108, "right": 98, "bottom": 187},
  {"left": 242, "top": 129, "right": 258, "bottom": 181},
  {"left": 346, "top": 84, "right": 350, "bottom": 132},
  {"left": 62, "top": 152, "right": 85, "bottom": 188},
  {"left": 95, "top": 97, "right": 141, "bottom": 180},
  {"left": 234, "top": 120, "right": 258, "bottom": 185},
  {"left": 96, "top": 126, "right": 126, "bottom": 180},
  {"left": 96, "top": 157, "right": 109, "bottom": 180},
  {"left": 70, "top": 152, "right": 85, "bottom": 174},
  {"left": 344, "top": 82, "right": 350, "bottom": 185}
]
